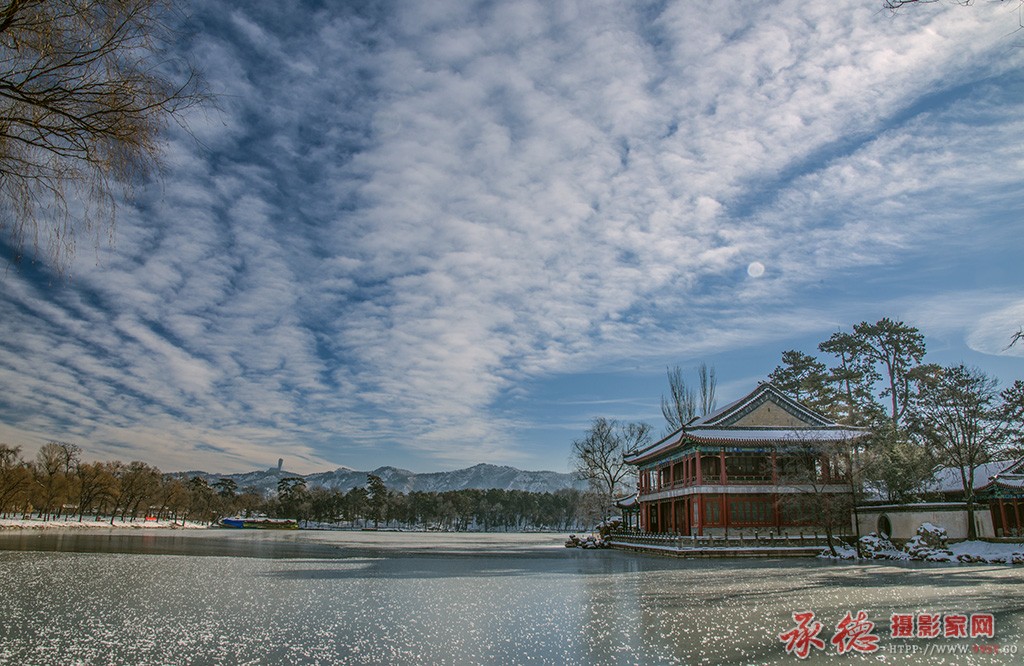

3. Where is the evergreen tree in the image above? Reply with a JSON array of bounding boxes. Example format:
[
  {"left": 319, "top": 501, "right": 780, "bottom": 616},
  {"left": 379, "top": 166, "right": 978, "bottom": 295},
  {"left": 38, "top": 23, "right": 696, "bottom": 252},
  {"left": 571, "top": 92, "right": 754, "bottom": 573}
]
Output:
[
  {"left": 848, "top": 318, "right": 926, "bottom": 430},
  {"left": 768, "top": 350, "right": 836, "bottom": 415},
  {"left": 366, "top": 474, "right": 388, "bottom": 528}
]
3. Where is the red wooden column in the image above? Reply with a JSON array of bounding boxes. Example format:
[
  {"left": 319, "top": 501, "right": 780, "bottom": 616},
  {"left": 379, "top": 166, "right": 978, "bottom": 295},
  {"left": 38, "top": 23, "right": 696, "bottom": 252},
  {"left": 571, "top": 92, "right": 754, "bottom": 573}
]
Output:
[
  {"left": 670, "top": 499, "right": 676, "bottom": 534},
  {"left": 771, "top": 449, "right": 778, "bottom": 484},
  {"left": 720, "top": 448, "right": 727, "bottom": 484},
  {"left": 998, "top": 499, "right": 1008, "bottom": 535},
  {"left": 696, "top": 450, "right": 703, "bottom": 485}
]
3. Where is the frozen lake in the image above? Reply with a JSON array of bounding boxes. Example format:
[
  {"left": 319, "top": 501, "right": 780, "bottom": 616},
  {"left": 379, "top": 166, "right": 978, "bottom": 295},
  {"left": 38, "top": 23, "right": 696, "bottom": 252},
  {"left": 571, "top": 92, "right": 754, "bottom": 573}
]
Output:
[{"left": 0, "top": 530, "right": 1021, "bottom": 664}]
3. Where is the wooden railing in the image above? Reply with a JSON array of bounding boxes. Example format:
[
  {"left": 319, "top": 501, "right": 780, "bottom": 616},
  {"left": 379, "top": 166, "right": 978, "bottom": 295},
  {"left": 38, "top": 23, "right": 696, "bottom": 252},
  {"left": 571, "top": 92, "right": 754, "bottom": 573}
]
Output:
[{"left": 607, "top": 529, "right": 835, "bottom": 549}]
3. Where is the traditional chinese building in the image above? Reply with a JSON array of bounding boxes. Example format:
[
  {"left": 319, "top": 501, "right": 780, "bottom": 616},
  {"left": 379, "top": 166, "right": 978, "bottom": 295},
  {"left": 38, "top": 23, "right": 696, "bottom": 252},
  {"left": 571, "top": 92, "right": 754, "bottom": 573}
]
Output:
[
  {"left": 623, "top": 383, "right": 868, "bottom": 535},
  {"left": 925, "top": 457, "right": 1024, "bottom": 538},
  {"left": 982, "top": 458, "right": 1024, "bottom": 536}
]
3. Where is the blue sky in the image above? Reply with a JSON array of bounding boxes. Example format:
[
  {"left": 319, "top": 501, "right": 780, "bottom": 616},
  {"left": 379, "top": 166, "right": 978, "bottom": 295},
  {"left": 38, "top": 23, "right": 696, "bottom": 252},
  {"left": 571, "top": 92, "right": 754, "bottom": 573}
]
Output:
[{"left": 1, "top": 0, "right": 1023, "bottom": 474}]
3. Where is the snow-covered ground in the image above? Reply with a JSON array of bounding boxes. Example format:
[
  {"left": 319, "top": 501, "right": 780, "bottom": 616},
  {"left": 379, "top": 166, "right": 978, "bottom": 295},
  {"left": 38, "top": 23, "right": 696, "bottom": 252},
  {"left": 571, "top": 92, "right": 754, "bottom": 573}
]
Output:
[
  {"left": 0, "top": 517, "right": 207, "bottom": 530},
  {"left": 948, "top": 540, "right": 1024, "bottom": 563},
  {"left": 824, "top": 539, "right": 1024, "bottom": 565}
]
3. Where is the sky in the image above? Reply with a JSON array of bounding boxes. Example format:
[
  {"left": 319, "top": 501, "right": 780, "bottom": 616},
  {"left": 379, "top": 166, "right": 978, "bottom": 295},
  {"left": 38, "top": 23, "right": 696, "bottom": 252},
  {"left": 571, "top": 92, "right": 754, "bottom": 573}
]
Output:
[{"left": 1, "top": 0, "right": 1023, "bottom": 475}]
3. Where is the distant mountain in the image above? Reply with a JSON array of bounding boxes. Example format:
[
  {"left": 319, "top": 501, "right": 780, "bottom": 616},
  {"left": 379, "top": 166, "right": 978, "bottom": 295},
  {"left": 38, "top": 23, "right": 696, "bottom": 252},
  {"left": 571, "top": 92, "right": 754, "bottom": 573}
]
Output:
[{"left": 174, "top": 463, "right": 586, "bottom": 496}]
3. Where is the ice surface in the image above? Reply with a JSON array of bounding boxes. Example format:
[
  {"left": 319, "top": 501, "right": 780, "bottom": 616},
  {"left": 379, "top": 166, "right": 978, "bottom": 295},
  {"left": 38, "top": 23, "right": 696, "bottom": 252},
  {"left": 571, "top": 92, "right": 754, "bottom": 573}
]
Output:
[{"left": 0, "top": 531, "right": 1020, "bottom": 664}]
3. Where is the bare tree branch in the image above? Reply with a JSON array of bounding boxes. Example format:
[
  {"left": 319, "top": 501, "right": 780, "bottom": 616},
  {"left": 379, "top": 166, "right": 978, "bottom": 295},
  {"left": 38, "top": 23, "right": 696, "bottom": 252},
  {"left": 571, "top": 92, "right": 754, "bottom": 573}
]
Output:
[
  {"left": 0, "top": 0, "right": 209, "bottom": 272},
  {"left": 571, "top": 417, "right": 650, "bottom": 502},
  {"left": 661, "top": 365, "right": 696, "bottom": 433}
]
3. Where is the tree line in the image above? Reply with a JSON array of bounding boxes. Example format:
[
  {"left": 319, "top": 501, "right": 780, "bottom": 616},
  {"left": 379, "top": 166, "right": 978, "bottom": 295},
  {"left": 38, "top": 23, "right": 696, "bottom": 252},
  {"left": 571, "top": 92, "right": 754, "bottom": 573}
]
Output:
[
  {"left": 0, "top": 441, "right": 241, "bottom": 525},
  {"left": 0, "top": 444, "right": 591, "bottom": 531},
  {"left": 272, "top": 474, "right": 588, "bottom": 531}
]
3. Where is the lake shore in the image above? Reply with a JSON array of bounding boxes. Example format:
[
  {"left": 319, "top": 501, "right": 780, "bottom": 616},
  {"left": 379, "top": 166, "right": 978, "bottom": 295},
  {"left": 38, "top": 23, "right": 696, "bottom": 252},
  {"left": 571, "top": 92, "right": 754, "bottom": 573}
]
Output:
[
  {"left": 0, "top": 516, "right": 208, "bottom": 530},
  {"left": 6, "top": 517, "right": 1023, "bottom": 568}
]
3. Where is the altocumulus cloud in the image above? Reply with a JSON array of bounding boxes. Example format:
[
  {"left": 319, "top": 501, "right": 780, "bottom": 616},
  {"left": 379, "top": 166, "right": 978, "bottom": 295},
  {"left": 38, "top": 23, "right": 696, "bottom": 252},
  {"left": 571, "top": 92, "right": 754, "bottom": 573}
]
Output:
[{"left": 1, "top": 0, "right": 1022, "bottom": 473}]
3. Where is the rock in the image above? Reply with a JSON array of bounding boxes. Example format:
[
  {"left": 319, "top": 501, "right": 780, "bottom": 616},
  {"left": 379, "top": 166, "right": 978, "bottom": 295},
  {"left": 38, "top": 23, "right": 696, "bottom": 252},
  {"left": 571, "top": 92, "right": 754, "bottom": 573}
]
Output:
[
  {"left": 904, "top": 523, "right": 952, "bottom": 561},
  {"left": 915, "top": 523, "right": 949, "bottom": 549},
  {"left": 859, "top": 532, "right": 897, "bottom": 558},
  {"left": 565, "top": 533, "right": 609, "bottom": 549}
]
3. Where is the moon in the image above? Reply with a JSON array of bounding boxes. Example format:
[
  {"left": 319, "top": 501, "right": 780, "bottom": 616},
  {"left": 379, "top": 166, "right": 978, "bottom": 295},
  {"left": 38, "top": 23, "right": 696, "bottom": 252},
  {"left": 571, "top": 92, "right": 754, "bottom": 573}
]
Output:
[{"left": 747, "top": 261, "right": 766, "bottom": 278}]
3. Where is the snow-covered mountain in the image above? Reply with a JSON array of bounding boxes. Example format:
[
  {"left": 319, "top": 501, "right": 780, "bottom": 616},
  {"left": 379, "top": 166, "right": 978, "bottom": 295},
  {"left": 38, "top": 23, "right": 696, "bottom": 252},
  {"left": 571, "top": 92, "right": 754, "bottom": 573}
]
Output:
[{"left": 175, "top": 463, "right": 586, "bottom": 496}]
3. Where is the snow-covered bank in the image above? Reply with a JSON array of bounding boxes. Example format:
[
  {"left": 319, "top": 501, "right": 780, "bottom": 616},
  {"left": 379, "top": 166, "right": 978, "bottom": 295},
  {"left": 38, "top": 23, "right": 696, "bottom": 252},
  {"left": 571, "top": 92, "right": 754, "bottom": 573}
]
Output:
[
  {"left": 821, "top": 524, "right": 1024, "bottom": 565},
  {"left": 0, "top": 517, "right": 208, "bottom": 530},
  {"left": 823, "top": 540, "right": 1024, "bottom": 564}
]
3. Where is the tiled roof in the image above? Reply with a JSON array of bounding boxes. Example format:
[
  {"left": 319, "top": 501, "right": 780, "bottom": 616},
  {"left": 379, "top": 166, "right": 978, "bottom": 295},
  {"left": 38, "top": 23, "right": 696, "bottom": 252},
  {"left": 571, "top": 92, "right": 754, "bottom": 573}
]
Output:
[
  {"left": 688, "top": 382, "right": 833, "bottom": 428},
  {"left": 929, "top": 458, "right": 1024, "bottom": 494},
  {"left": 623, "top": 383, "right": 868, "bottom": 465},
  {"left": 685, "top": 427, "right": 867, "bottom": 443}
]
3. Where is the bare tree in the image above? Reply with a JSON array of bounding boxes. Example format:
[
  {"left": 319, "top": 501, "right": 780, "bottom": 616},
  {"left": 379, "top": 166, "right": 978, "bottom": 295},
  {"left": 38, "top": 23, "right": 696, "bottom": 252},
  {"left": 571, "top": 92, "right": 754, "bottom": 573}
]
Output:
[
  {"left": 1003, "top": 379, "right": 1024, "bottom": 448},
  {"left": 698, "top": 362, "right": 717, "bottom": 416},
  {"left": 885, "top": 0, "right": 956, "bottom": 7},
  {"left": 885, "top": 0, "right": 1009, "bottom": 8},
  {"left": 661, "top": 365, "right": 696, "bottom": 432},
  {"left": 155, "top": 475, "right": 189, "bottom": 524},
  {"left": 0, "top": 443, "right": 30, "bottom": 517},
  {"left": 0, "top": 0, "right": 207, "bottom": 270},
  {"left": 571, "top": 417, "right": 651, "bottom": 505},
  {"left": 32, "top": 440, "right": 78, "bottom": 520},
  {"left": 111, "top": 460, "right": 160, "bottom": 523},
  {"left": 776, "top": 436, "right": 857, "bottom": 556},
  {"left": 884, "top": 1, "right": 1023, "bottom": 30},
  {"left": 915, "top": 365, "right": 1012, "bottom": 539},
  {"left": 74, "top": 460, "right": 117, "bottom": 522}
]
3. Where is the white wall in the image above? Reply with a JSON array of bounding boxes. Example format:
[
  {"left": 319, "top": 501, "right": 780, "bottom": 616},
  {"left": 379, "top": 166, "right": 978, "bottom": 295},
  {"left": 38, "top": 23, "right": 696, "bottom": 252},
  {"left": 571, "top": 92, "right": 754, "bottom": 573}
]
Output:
[{"left": 855, "top": 504, "right": 993, "bottom": 541}]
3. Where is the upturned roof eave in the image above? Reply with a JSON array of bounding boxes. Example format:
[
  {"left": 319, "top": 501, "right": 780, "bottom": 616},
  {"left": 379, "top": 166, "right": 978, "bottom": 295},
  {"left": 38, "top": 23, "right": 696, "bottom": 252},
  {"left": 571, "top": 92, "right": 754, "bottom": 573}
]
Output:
[{"left": 624, "top": 428, "right": 869, "bottom": 465}]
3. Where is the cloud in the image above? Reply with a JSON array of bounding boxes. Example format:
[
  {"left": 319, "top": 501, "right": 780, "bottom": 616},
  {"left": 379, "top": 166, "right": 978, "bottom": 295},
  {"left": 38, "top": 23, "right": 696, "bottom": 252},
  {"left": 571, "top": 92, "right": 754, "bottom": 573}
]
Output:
[
  {"left": 1, "top": 0, "right": 1021, "bottom": 473},
  {"left": 967, "top": 303, "right": 1024, "bottom": 358},
  {"left": 900, "top": 292, "right": 1024, "bottom": 359}
]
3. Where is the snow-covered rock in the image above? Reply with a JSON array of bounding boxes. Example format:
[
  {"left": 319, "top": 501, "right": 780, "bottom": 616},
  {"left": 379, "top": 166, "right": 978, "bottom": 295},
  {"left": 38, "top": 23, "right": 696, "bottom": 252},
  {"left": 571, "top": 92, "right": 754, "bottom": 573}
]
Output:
[
  {"left": 843, "top": 527, "right": 1024, "bottom": 565},
  {"left": 565, "top": 534, "right": 609, "bottom": 549},
  {"left": 595, "top": 517, "right": 622, "bottom": 537},
  {"left": 859, "top": 532, "right": 905, "bottom": 559},
  {"left": 904, "top": 523, "right": 953, "bottom": 561}
]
